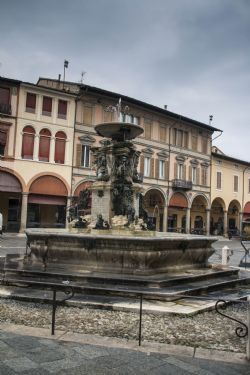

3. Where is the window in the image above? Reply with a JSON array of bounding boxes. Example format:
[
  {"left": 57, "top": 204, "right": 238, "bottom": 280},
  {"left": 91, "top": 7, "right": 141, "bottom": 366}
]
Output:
[
  {"left": 39, "top": 129, "right": 51, "bottom": 162},
  {"left": 201, "top": 167, "right": 207, "bottom": 186},
  {"left": 159, "top": 125, "right": 167, "bottom": 142},
  {"left": 159, "top": 160, "right": 165, "bottom": 179},
  {"left": 58, "top": 100, "right": 67, "bottom": 119},
  {"left": 42, "top": 96, "right": 52, "bottom": 116},
  {"left": 81, "top": 145, "right": 90, "bottom": 167},
  {"left": 174, "top": 129, "right": 188, "bottom": 148},
  {"left": 83, "top": 105, "right": 93, "bottom": 124},
  {"left": 54, "top": 131, "right": 66, "bottom": 164},
  {"left": 22, "top": 126, "right": 35, "bottom": 159},
  {"left": 177, "top": 164, "right": 183, "bottom": 179},
  {"left": 0, "top": 130, "right": 6, "bottom": 155},
  {"left": 201, "top": 137, "right": 207, "bottom": 154},
  {"left": 192, "top": 167, "right": 197, "bottom": 184},
  {"left": 144, "top": 119, "right": 152, "bottom": 139},
  {"left": 233, "top": 175, "right": 239, "bottom": 192},
  {"left": 191, "top": 134, "right": 198, "bottom": 151},
  {"left": 0, "top": 87, "right": 10, "bottom": 114},
  {"left": 144, "top": 157, "right": 151, "bottom": 177},
  {"left": 216, "top": 171, "right": 222, "bottom": 189},
  {"left": 248, "top": 178, "right": 250, "bottom": 194},
  {"left": 25, "top": 93, "right": 36, "bottom": 113}
]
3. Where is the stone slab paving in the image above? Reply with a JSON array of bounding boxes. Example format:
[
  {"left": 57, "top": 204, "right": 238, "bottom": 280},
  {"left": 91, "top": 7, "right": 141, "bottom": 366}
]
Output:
[{"left": 0, "top": 324, "right": 249, "bottom": 374}]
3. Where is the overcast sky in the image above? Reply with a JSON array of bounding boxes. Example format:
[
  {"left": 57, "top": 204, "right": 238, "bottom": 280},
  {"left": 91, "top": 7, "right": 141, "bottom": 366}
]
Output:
[{"left": 1, "top": 0, "right": 249, "bottom": 160}]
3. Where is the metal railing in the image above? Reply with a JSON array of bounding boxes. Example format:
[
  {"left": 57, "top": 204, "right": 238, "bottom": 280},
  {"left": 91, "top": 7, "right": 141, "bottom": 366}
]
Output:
[
  {"left": 0, "top": 103, "right": 11, "bottom": 115},
  {"left": 172, "top": 179, "right": 192, "bottom": 190}
]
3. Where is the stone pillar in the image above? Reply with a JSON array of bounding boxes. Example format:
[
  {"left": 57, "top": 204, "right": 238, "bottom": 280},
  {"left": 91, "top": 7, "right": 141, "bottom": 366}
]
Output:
[
  {"left": 206, "top": 209, "right": 211, "bottom": 236},
  {"left": 49, "top": 136, "right": 55, "bottom": 163},
  {"left": 163, "top": 205, "right": 168, "bottom": 232},
  {"left": 65, "top": 196, "right": 72, "bottom": 229},
  {"left": 33, "top": 134, "right": 39, "bottom": 161},
  {"left": 65, "top": 139, "right": 70, "bottom": 165},
  {"left": 223, "top": 210, "right": 228, "bottom": 236},
  {"left": 185, "top": 207, "right": 191, "bottom": 234},
  {"left": 20, "top": 193, "right": 28, "bottom": 232},
  {"left": 239, "top": 212, "right": 243, "bottom": 234}
]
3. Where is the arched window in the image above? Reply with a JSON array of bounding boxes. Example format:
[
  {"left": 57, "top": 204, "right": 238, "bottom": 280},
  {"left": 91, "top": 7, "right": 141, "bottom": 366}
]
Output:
[
  {"left": 39, "top": 129, "right": 51, "bottom": 162},
  {"left": 22, "top": 126, "right": 35, "bottom": 159},
  {"left": 54, "top": 131, "right": 66, "bottom": 164}
]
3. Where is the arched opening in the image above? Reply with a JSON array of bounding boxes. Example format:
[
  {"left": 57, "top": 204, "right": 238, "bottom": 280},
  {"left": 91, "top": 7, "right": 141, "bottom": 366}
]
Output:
[
  {"left": 22, "top": 126, "right": 35, "bottom": 159},
  {"left": 228, "top": 200, "right": 241, "bottom": 236},
  {"left": 243, "top": 202, "right": 250, "bottom": 221},
  {"left": 28, "top": 175, "right": 68, "bottom": 228},
  {"left": 72, "top": 181, "right": 93, "bottom": 217},
  {"left": 168, "top": 192, "right": 188, "bottom": 232},
  {"left": 54, "top": 131, "right": 66, "bottom": 164},
  {"left": 190, "top": 195, "right": 208, "bottom": 234},
  {"left": 143, "top": 189, "right": 165, "bottom": 231},
  {"left": 210, "top": 198, "right": 225, "bottom": 235},
  {"left": 39, "top": 129, "right": 51, "bottom": 162},
  {"left": 0, "top": 171, "right": 22, "bottom": 231}
]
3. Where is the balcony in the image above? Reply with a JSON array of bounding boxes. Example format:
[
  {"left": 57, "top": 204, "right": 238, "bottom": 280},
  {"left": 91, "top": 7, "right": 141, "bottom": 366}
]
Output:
[
  {"left": 0, "top": 103, "right": 11, "bottom": 115},
  {"left": 172, "top": 179, "right": 192, "bottom": 190}
]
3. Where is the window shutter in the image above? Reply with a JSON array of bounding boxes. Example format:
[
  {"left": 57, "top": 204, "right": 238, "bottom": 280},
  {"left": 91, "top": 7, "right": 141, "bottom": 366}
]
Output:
[
  {"left": 42, "top": 96, "right": 52, "bottom": 115},
  {"left": 83, "top": 106, "right": 93, "bottom": 124},
  {"left": 55, "top": 138, "right": 65, "bottom": 164},
  {"left": 140, "top": 155, "right": 144, "bottom": 174},
  {"left": 155, "top": 159, "right": 159, "bottom": 179},
  {"left": 39, "top": 136, "right": 50, "bottom": 162},
  {"left": 58, "top": 100, "right": 67, "bottom": 119},
  {"left": 150, "top": 158, "right": 154, "bottom": 178},
  {"left": 196, "top": 168, "right": 200, "bottom": 185},
  {"left": 183, "top": 165, "right": 186, "bottom": 180},
  {"left": 165, "top": 160, "right": 169, "bottom": 180},
  {"left": 0, "top": 87, "right": 10, "bottom": 104},
  {"left": 189, "top": 166, "right": 192, "bottom": 180},
  {"left": 26, "top": 93, "right": 36, "bottom": 111},
  {"left": 103, "top": 110, "right": 112, "bottom": 123},
  {"left": 159, "top": 125, "right": 166, "bottom": 142},
  {"left": 184, "top": 132, "right": 188, "bottom": 148},
  {"left": 174, "top": 163, "right": 177, "bottom": 179},
  {"left": 76, "top": 144, "right": 82, "bottom": 167}
]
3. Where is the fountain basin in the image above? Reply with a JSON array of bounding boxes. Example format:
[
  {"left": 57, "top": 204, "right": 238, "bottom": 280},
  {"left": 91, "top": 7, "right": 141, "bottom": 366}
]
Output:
[{"left": 26, "top": 229, "right": 217, "bottom": 276}]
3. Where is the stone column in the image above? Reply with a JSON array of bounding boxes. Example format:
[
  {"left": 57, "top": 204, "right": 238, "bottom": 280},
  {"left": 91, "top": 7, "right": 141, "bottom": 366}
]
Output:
[
  {"left": 20, "top": 193, "right": 28, "bottom": 232},
  {"left": 206, "top": 209, "right": 211, "bottom": 236},
  {"left": 163, "top": 205, "right": 168, "bottom": 232},
  {"left": 223, "top": 210, "right": 228, "bottom": 236},
  {"left": 239, "top": 212, "right": 243, "bottom": 234},
  {"left": 49, "top": 136, "right": 55, "bottom": 163},
  {"left": 33, "top": 134, "right": 39, "bottom": 161},
  {"left": 65, "top": 196, "right": 72, "bottom": 229},
  {"left": 65, "top": 139, "right": 70, "bottom": 165},
  {"left": 185, "top": 207, "right": 191, "bottom": 234}
]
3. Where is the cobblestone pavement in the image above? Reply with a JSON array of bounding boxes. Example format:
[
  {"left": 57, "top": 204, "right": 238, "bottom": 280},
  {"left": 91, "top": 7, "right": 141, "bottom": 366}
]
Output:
[{"left": 0, "top": 326, "right": 249, "bottom": 374}]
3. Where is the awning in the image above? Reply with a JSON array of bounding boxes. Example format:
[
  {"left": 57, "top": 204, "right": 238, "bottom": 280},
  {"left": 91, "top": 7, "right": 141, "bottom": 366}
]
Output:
[
  {"left": 28, "top": 194, "right": 66, "bottom": 206},
  {"left": 243, "top": 202, "right": 250, "bottom": 214},
  {"left": 0, "top": 172, "right": 22, "bottom": 193},
  {"left": 169, "top": 193, "right": 188, "bottom": 208}
]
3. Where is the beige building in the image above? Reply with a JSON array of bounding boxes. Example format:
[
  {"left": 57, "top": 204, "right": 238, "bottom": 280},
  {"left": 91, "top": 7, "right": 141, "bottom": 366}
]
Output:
[
  {"left": 0, "top": 77, "right": 76, "bottom": 231},
  {"left": 38, "top": 78, "right": 220, "bottom": 234},
  {"left": 211, "top": 146, "right": 250, "bottom": 236}
]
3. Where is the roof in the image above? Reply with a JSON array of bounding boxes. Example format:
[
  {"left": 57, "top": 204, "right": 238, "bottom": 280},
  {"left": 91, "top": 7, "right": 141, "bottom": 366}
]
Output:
[
  {"left": 0, "top": 76, "right": 22, "bottom": 85},
  {"left": 22, "top": 81, "right": 77, "bottom": 98},
  {"left": 38, "top": 77, "right": 221, "bottom": 133},
  {"left": 212, "top": 151, "right": 250, "bottom": 166}
]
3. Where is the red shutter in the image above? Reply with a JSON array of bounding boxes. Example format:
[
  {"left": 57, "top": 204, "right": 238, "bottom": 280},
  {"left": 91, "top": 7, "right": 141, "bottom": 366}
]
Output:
[
  {"left": 55, "top": 139, "right": 65, "bottom": 164},
  {"left": 26, "top": 93, "right": 36, "bottom": 111},
  {"left": 58, "top": 100, "right": 67, "bottom": 119},
  {"left": 22, "top": 133, "right": 34, "bottom": 159},
  {"left": 42, "top": 96, "right": 52, "bottom": 115},
  {"left": 0, "top": 87, "right": 10, "bottom": 104}
]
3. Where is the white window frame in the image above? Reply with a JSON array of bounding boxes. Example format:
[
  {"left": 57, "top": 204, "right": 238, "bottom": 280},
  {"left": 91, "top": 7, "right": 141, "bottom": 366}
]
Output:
[
  {"left": 159, "top": 160, "right": 165, "bottom": 179},
  {"left": 81, "top": 145, "right": 90, "bottom": 168},
  {"left": 191, "top": 166, "right": 197, "bottom": 184},
  {"left": 177, "top": 163, "right": 183, "bottom": 179},
  {"left": 144, "top": 156, "right": 151, "bottom": 177},
  {"left": 233, "top": 175, "right": 239, "bottom": 193}
]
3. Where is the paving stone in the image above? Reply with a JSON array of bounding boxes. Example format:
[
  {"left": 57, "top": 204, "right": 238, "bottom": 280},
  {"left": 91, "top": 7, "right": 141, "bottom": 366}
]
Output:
[
  {"left": 2, "top": 335, "right": 44, "bottom": 351},
  {"left": 25, "top": 346, "right": 66, "bottom": 363},
  {"left": 3, "top": 356, "right": 39, "bottom": 372},
  {"left": 41, "top": 357, "right": 84, "bottom": 373}
]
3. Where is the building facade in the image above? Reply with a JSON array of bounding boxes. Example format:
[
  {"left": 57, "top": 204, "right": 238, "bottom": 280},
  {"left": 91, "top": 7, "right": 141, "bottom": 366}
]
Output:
[
  {"left": 1, "top": 74, "right": 249, "bottom": 236},
  {"left": 0, "top": 77, "right": 76, "bottom": 231}
]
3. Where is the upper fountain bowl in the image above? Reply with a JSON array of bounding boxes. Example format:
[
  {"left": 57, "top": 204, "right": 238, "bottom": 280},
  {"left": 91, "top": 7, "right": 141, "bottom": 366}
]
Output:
[{"left": 95, "top": 122, "right": 144, "bottom": 141}]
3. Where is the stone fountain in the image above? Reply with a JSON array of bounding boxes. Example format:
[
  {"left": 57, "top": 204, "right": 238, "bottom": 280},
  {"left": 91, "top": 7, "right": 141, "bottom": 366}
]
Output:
[{"left": 23, "top": 100, "right": 217, "bottom": 277}]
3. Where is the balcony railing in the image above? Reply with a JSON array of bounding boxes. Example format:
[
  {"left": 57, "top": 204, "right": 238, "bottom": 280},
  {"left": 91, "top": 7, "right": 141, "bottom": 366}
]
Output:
[
  {"left": 172, "top": 179, "right": 192, "bottom": 190},
  {"left": 0, "top": 103, "right": 12, "bottom": 115}
]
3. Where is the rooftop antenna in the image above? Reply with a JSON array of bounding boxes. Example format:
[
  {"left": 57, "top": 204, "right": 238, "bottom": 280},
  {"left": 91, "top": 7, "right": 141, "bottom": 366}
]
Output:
[
  {"left": 209, "top": 115, "right": 213, "bottom": 125},
  {"left": 80, "top": 71, "right": 86, "bottom": 84}
]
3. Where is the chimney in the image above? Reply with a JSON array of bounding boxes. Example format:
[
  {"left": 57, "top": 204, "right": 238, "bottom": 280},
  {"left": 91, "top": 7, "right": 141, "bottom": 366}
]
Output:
[{"left": 164, "top": 105, "right": 168, "bottom": 110}]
